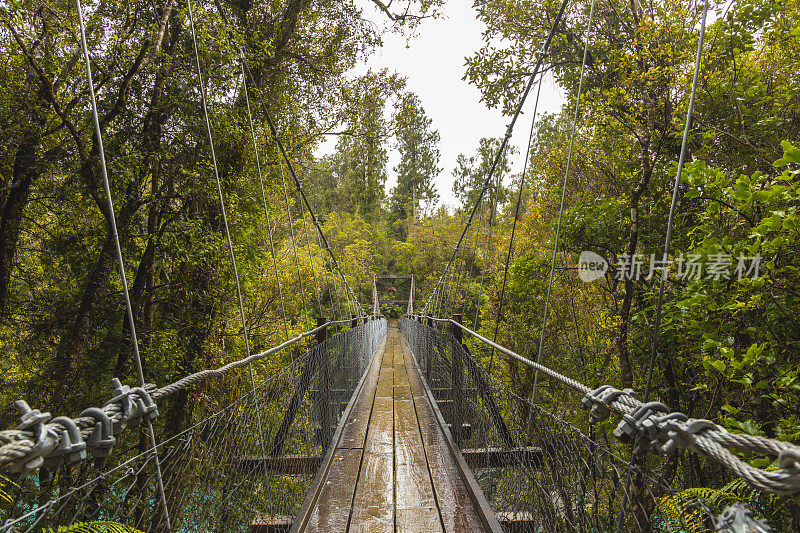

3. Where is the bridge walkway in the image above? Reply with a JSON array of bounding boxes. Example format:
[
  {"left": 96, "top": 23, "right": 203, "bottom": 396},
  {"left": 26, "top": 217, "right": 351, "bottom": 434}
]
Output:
[{"left": 294, "top": 323, "right": 489, "bottom": 532}]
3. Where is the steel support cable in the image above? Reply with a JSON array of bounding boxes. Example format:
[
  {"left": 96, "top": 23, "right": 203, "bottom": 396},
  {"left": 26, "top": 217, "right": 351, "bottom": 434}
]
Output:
[
  {"left": 472, "top": 155, "right": 507, "bottom": 337},
  {"left": 423, "top": 0, "right": 571, "bottom": 315},
  {"left": 0, "top": 319, "right": 358, "bottom": 470},
  {"left": 209, "top": 15, "right": 362, "bottom": 319},
  {"left": 207, "top": 2, "right": 358, "bottom": 323},
  {"left": 186, "top": 0, "right": 269, "bottom": 466},
  {"left": 260, "top": 109, "right": 364, "bottom": 317},
  {"left": 526, "top": 0, "right": 597, "bottom": 411},
  {"left": 462, "top": 191, "right": 485, "bottom": 319},
  {"left": 315, "top": 229, "right": 340, "bottom": 322},
  {"left": 298, "top": 189, "right": 323, "bottom": 315},
  {"left": 239, "top": 63, "right": 290, "bottom": 342},
  {"left": 453, "top": 202, "right": 484, "bottom": 318},
  {"left": 455, "top": 184, "right": 486, "bottom": 320},
  {"left": 276, "top": 148, "right": 312, "bottom": 330},
  {"left": 434, "top": 268, "right": 448, "bottom": 318},
  {"left": 446, "top": 213, "right": 467, "bottom": 316},
  {"left": 416, "top": 317, "right": 800, "bottom": 496},
  {"left": 486, "top": 74, "right": 544, "bottom": 371},
  {"left": 74, "top": 2, "right": 171, "bottom": 527},
  {"left": 616, "top": 2, "right": 710, "bottom": 530}
]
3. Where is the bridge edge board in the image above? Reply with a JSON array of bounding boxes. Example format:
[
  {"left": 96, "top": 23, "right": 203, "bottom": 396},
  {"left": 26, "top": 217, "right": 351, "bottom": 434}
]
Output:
[
  {"left": 288, "top": 331, "right": 390, "bottom": 533},
  {"left": 400, "top": 332, "right": 505, "bottom": 533}
]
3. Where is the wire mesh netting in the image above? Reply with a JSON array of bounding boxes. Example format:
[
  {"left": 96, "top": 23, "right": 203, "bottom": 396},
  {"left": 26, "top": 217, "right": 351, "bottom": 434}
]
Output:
[
  {"left": 0, "top": 318, "right": 387, "bottom": 532},
  {"left": 399, "top": 317, "right": 796, "bottom": 533}
]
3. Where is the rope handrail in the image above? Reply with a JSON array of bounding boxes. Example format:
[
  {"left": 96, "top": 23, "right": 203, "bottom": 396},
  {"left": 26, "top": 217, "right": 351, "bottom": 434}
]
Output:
[
  {"left": 413, "top": 316, "right": 800, "bottom": 499},
  {"left": 0, "top": 317, "right": 362, "bottom": 474}
]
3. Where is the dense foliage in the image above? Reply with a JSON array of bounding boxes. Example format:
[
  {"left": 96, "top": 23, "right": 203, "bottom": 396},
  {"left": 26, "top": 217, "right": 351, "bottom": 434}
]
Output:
[{"left": 1, "top": 0, "right": 799, "bottom": 527}]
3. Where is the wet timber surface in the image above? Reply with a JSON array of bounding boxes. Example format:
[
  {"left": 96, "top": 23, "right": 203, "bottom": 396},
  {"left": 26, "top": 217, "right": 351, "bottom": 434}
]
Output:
[{"left": 301, "top": 322, "right": 486, "bottom": 533}]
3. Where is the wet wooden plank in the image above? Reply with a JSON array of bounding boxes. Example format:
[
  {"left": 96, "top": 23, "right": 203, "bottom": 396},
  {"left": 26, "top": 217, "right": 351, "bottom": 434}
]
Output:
[
  {"left": 396, "top": 508, "right": 442, "bottom": 533},
  {"left": 401, "top": 341, "right": 485, "bottom": 533},
  {"left": 339, "top": 346, "right": 382, "bottom": 449},
  {"left": 349, "top": 337, "right": 395, "bottom": 532},
  {"left": 349, "top": 450, "right": 394, "bottom": 532},
  {"left": 394, "top": 399, "right": 437, "bottom": 509},
  {"left": 304, "top": 448, "right": 362, "bottom": 532}
]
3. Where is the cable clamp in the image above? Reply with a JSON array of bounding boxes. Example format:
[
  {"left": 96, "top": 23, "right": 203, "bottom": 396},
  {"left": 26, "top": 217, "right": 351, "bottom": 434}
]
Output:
[
  {"left": 714, "top": 502, "right": 771, "bottom": 532},
  {"left": 11, "top": 400, "right": 58, "bottom": 475},
  {"left": 80, "top": 407, "right": 116, "bottom": 463},
  {"left": 659, "top": 417, "right": 717, "bottom": 457},
  {"left": 42, "top": 416, "right": 87, "bottom": 469},
  {"left": 613, "top": 401, "right": 669, "bottom": 455},
  {"left": 581, "top": 386, "right": 636, "bottom": 424},
  {"left": 105, "top": 378, "right": 158, "bottom": 434}
]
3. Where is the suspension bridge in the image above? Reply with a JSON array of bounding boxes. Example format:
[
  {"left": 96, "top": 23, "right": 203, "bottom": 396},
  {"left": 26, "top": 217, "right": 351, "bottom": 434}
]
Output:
[{"left": 1, "top": 0, "right": 800, "bottom": 530}]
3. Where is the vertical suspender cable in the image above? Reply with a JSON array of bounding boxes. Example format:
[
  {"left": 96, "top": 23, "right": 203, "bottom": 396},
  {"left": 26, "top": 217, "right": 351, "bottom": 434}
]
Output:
[
  {"left": 423, "top": 0, "right": 570, "bottom": 319},
  {"left": 525, "top": 0, "right": 597, "bottom": 421},
  {"left": 185, "top": 0, "right": 266, "bottom": 454},
  {"left": 75, "top": 1, "right": 171, "bottom": 527},
  {"left": 615, "top": 3, "right": 708, "bottom": 530},
  {"left": 239, "top": 62, "right": 290, "bottom": 341},
  {"left": 298, "top": 189, "right": 323, "bottom": 315},
  {"left": 260, "top": 110, "right": 364, "bottom": 318},
  {"left": 474, "top": 160, "right": 505, "bottom": 341},
  {"left": 482, "top": 76, "right": 544, "bottom": 338},
  {"left": 462, "top": 194, "right": 485, "bottom": 319},
  {"left": 277, "top": 149, "right": 312, "bottom": 330}
]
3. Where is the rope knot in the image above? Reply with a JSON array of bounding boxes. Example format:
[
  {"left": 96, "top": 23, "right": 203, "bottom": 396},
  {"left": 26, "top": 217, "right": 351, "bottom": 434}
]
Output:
[
  {"left": 661, "top": 418, "right": 718, "bottom": 457},
  {"left": 42, "top": 416, "right": 87, "bottom": 469},
  {"left": 613, "top": 401, "right": 669, "bottom": 456}
]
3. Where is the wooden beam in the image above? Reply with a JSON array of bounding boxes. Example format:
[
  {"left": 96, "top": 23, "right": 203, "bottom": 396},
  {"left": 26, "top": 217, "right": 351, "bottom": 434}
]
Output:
[
  {"left": 496, "top": 511, "right": 537, "bottom": 532},
  {"left": 236, "top": 454, "right": 322, "bottom": 475},
  {"left": 461, "top": 447, "right": 543, "bottom": 469}
]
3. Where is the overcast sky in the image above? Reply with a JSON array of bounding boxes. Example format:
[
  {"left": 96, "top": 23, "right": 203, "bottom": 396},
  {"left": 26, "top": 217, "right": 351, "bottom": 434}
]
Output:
[{"left": 317, "top": 2, "right": 567, "bottom": 210}]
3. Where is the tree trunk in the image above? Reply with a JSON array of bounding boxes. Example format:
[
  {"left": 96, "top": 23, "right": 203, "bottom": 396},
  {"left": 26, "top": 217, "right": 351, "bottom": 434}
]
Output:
[
  {"left": 0, "top": 82, "right": 49, "bottom": 312},
  {"left": 49, "top": 197, "right": 139, "bottom": 411},
  {"left": 616, "top": 148, "right": 653, "bottom": 388}
]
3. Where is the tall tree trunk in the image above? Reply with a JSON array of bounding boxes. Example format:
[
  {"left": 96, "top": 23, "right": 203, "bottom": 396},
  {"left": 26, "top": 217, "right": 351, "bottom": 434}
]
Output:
[
  {"left": 0, "top": 83, "right": 49, "bottom": 312},
  {"left": 616, "top": 147, "right": 653, "bottom": 388},
  {"left": 49, "top": 197, "right": 139, "bottom": 411}
]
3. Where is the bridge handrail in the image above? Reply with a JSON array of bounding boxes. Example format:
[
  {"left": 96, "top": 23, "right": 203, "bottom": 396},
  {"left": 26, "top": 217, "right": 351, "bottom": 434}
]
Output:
[
  {"left": 413, "top": 315, "right": 800, "bottom": 500},
  {"left": 0, "top": 317, "right": 365, "bottom": 475}
]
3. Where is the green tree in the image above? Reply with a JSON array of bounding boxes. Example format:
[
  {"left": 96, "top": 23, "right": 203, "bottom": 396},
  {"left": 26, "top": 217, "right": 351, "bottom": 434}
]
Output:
[
  {"left": 332, "top": 71, "right": 405, "bottom": 221},
  {"left": 451, "top": 137, "right": 514, "bottom": 211},
  {"left": 388, "top": 92, "right": 441, "bottom": 231}
]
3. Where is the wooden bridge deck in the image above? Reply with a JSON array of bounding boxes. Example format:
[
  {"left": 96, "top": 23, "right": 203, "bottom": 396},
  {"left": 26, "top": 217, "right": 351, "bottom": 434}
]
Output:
[{"left": 293, "top": 323, "right": 492, "bottom": 532}]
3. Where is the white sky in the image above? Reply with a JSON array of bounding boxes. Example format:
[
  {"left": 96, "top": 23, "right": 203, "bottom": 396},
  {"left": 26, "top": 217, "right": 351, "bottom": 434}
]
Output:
[{"left": 317, "top": 2, "right": 567, "bottom": 210}]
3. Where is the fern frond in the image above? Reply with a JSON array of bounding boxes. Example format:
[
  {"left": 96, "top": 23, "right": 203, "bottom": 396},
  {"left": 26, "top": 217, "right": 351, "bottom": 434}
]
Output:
[{"left": 47, "top": 521, "right": 143, "bottom": 533}]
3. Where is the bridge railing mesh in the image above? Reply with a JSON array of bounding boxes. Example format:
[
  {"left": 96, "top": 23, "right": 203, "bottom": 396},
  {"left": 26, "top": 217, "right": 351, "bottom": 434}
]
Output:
[
  {"left": 1, "top": 318, "right": 387, "bottom": 532},
  {"left": 399, "top": 317, "right": 793, "bottom": 533}
]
